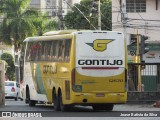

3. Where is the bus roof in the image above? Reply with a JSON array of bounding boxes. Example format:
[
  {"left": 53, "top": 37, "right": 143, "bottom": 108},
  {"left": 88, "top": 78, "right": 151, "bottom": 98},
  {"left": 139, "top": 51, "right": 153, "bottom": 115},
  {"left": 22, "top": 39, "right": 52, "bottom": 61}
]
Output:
[
  {"left": 23, "top": 30, "right": 123, "bottom": 42},
  {"left": 43, "top": 30, "right": 123, "bottom": 36},
  {"left": 43, "top": 30, "right": 77, "bottom": 36},
  {"left": 23, "top": 30, "right": 78, "bottom": 42},
  {"left": 23, "top": 33, "right": 74, "bottom": 42}
]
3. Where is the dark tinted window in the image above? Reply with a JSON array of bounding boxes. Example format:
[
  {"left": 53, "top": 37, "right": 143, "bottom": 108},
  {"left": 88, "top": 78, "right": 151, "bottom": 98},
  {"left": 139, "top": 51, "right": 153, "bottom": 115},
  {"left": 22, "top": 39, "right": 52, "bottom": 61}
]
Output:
[
  {"left": 126, "top": 0, "right": 146, "bottom": 13},
  {"left": 25, "top": 39, "right": 72, "bottom": 62}
]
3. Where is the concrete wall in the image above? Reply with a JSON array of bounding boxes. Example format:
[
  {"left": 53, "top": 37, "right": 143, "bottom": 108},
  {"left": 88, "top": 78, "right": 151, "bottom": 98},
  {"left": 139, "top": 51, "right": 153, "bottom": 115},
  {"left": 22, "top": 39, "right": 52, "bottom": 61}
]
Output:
[
  {"left": 112, "top": 0, "right": 160, "bottom": 42},
  {"left": 0, "top": 61, "right": 5, "bottom": 106}
]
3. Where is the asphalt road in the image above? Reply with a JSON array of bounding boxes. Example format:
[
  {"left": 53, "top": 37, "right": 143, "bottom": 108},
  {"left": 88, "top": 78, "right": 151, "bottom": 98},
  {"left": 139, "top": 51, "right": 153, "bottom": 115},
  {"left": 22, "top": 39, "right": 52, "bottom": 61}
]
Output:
[
  {"left": 0, "top": 99, "right": 160, "bottom": 120},
  {"left": 1, "top": 99, "right": 160, "bottom": 111}
]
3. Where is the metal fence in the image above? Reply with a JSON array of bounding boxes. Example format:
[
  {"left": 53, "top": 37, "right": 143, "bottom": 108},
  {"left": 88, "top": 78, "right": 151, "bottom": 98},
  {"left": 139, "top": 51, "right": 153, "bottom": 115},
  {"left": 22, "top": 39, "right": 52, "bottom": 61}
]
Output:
[{"left": 128, "top": 63, "right": 160, "bottom": 92}]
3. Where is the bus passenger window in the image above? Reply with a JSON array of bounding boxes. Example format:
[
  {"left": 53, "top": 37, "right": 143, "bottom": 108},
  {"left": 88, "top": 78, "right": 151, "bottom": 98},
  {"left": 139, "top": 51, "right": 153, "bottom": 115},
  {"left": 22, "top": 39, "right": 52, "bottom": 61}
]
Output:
[
  {"left": 64, "top": 39, "right": 71, "bottom": 61},
  {"left": 49, "top": 42, "right": 53, "bottom": 60},
  {"left": 58, "top": 40, "right": 65, "bottom": 61},
  {"left": 35, "top": 42, "right": 41, "bottom": 61},
  {"left": 37, "top": 42, "right": 42, "bottom": 60},
  {"left": 44, "top": 43, "right": 48, "bottom": 60},
  {"left": 41, "top": 42, "right": 45, "bottom": 60},
  {"left": 47, "top": 42, "right": 52, "bottom": 60},
  {"left": 26, "top": 43, "right": 31, "bottom": 61},
  {"left": 51, "top": 41, "right": 58, "bottom": 61},
  {"left": 30, "top": 42, "right": 40, "bottom": 61}
]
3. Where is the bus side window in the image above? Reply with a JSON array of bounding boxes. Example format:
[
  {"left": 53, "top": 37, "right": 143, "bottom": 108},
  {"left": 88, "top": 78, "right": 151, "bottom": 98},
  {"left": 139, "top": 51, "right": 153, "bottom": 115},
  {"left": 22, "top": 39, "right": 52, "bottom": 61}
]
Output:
[
  {"left": 35, "top": 42, "right": 41, "bottom": 61},
  {"left": 58, "top": 40, "right": 65, "bottom": 61},
  {"left": 49, "top": 41, "right": 53, "bottom": 60},
  {"left": 37, "top": 42, "right": 42, "bottom": 60},
  {"left": 41, "top": 42, "right": 45, "bottom": 60},
  {"left": 64, "top": 39, "right": 71, "bottom": 61},
  {"left": 26, "top": 42, "right": 31, "bottom": 61},
  {"left": 44, "top": 43, "right": 48, "bottom": 60},
  {"left": 47, "top": 41, "right": 52, "bottom": 60},
  {"left": 30, "top": 43, "right": 36, "bottom": 61},
  {"left": 30, "top": 42, "right": 40, "bottom": 61},
  {"left": 50, "top": 41, "right": 58, "bottom": 61},
  {"left": 61, "top": 41, "right": 65, "bottom": 60}
]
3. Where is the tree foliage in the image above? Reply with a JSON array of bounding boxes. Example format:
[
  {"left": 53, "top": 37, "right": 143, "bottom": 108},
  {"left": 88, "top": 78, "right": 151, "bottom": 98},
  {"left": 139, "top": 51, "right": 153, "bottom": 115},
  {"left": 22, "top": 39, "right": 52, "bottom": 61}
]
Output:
[
  {"left": 0, "top": 0, "right": 58, "bottom": 82},
  {"left": 1, "top": 53, "right": 15, "bottom": 81},
  {"left": 32, "top": 12, "right": 58, "bottom": 36},
  {"left": 64, "top": 0, "right": 111, "bottom": 30},
  {"left": 0, "top": 0, "right": 58, "bottom": 50}
]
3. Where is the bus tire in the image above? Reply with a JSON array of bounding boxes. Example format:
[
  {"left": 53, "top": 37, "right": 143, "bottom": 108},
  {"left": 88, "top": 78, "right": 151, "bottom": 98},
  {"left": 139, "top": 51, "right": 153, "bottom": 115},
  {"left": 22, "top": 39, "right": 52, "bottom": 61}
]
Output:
[
  {"left": 104, "top": 104, "right": 114, "bottom": 111},
  {"left": 28, "top": 89, "right": 36, "bottom": 107},
  {"left": 25, "top": 99, "right": 29, "bottom": 104},
  {"left": 53, "top": 90, "right": 60, "bottom": 111},
  {"left": 29, "top": 100, "right": 36, "bottom": 107},
  {"left": 92, "top": 105, "right": 102, "bottom": 111},
  {"left": 59, "top": 91, "right": 70, "bottom": 111},
  {"left": 92, "top": 104, "right": 114, "bottom": 111},
  {"left": 25, "top": 86, "right": 29, "bottom": 104}
]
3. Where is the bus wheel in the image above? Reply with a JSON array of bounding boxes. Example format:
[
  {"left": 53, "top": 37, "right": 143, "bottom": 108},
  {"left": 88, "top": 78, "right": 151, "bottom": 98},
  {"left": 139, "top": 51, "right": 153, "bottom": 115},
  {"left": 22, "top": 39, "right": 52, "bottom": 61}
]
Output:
[
  {"left": 104, "top": 104, "right": 114, "bottom": 111},
  {"left": 25, "top": 99, "right": 29, "bottom": 104},
  {"left": 53, "top": 90, "right": 60, "bottom": 111},
  {"left": 59, "top": 91, "right": 70, "bottom": 111},
  {"left": 29, "top": 99, "right": 36, "bottom": 107},
  {"left": 92, "top": 105, "right": 102, "bottom": 111},
  {"left": 92, "top": 104, "right": 114, "bottom": 111},
  {"left": 28, "top": 90, "right": 36, "bottom": 107},
  {"left": 25, "top": 87, "right": 29, "bottom": 104}
]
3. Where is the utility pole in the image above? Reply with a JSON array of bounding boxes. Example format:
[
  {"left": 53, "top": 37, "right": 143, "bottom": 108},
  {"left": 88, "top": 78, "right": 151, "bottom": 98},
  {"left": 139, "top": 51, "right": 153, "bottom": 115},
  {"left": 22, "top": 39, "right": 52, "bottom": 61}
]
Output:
[
  {"left": 136, "top": 30, "right": 142, "bottom": 92},
  {"left": 58, "top": 0, "right": 64, "bottom": 30},
  {"left": 121, "top": 0, "right": 127, "bottom": 41},
  {"left": 98, "top": 0, "right": 101, "bottom": 30}
]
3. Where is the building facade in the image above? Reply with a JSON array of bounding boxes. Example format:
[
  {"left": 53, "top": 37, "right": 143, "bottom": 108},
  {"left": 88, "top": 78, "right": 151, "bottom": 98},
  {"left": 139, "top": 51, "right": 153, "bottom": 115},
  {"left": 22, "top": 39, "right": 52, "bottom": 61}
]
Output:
[
  {"left": 112, "top": 0, "right": 160, "bottom": 63},
  {"left": 44, "top": 0, "right": 81, "bottom": 17},
  {"left": 30, "top": 0, "right": 47, "bottom": 13},
  {"left": 112, "top": 0, "right": 160, "bottom": 43}
]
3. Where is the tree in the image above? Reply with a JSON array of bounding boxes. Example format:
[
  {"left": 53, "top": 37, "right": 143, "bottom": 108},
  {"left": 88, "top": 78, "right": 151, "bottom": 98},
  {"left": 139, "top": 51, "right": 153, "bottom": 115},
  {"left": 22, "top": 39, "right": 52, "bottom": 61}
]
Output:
[
  {"left": 1, "top": 53, "right": 15, "bottom": 81},
  {"left": 101, "top": 0, "right": 112, "bottom": 30},
  {"left": 0, "top": 0, "right": 58, "bottom": 83},
  {"left": 0, "top": 0, "right": 36, "bottom": 49},
  {"left": 0, "top": 0, "right": 58, "bottom": 50},
  {"left": 32, "top": 12, "right": 58, "bottom": 36},
  {"left": 64, "top": 0, "right": 111, "bottom": 30}
]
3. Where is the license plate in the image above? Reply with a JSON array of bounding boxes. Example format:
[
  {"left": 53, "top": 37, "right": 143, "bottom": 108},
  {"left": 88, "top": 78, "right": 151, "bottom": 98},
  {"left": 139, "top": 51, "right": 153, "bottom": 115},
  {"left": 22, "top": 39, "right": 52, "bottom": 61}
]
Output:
[{"left": 96, "top": 93, "right": 105, "bottom": 97}]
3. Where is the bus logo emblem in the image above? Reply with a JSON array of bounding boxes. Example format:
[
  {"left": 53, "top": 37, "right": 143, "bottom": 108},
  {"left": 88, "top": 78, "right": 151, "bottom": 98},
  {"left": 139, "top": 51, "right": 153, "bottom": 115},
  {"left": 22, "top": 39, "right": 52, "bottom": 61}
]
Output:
[{"left": 86, "top": 39, "right": 114, "bottom": 52}]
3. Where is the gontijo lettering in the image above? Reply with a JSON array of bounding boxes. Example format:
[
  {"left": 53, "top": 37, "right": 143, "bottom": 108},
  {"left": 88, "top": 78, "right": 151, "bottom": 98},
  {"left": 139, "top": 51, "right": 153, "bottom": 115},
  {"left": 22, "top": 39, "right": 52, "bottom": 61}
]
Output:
[
  {"left": 43, "top": 65, "right": 57, "bottom": 74},
  {"left": 78, "top": 59, "right": 123, "bottom": 65}
]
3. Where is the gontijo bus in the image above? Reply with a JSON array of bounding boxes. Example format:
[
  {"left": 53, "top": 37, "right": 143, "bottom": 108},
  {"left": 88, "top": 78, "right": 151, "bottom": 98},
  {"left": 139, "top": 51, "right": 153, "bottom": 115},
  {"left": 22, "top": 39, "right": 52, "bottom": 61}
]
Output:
[{"left": 23, "top": 30, "right": 128, "bottom": 111}]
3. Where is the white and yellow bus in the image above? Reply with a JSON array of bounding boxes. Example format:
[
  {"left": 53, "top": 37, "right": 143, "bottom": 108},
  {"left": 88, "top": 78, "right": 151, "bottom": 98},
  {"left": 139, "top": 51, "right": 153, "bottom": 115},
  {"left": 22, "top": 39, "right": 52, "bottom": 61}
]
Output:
[{"left": 23, "top": 30, "right": 128, "bottom": 111}]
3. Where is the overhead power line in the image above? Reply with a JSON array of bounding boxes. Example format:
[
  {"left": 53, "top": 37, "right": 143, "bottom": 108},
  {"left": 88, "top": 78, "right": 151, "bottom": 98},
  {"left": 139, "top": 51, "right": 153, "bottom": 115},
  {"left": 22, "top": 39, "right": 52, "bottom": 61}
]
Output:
[
  {"left": 127, "top": 18, "right": 160, "bottom": 22},
  {"left": 63, "top": 0, "right": 96, "bottom": 30}
]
